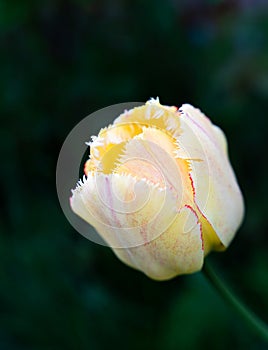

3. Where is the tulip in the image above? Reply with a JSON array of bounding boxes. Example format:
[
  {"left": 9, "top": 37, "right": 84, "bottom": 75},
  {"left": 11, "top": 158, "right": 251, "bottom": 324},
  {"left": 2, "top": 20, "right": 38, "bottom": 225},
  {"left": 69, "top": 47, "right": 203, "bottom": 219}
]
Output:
[{"left": 70, "top": 98, "right": 244, "bottom": 281}]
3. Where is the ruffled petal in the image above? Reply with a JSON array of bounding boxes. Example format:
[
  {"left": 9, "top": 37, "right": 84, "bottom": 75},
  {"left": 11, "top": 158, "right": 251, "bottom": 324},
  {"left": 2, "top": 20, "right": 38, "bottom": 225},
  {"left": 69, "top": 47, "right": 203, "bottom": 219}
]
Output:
[
  {"left": 114, "top": 98, "right": 181, "bottom": 139},
  {"left": 84, "top": 123, "right": 143, "bottom": 174},
  {"left": 70, "top": 172, "right": 180, "bottom": 249}
]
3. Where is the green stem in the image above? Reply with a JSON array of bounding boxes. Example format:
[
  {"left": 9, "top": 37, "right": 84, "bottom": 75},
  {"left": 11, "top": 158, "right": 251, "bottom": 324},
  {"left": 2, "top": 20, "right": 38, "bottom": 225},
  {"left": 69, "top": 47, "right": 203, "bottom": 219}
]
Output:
[{"left": 203, "top": 261, "right": 268, "bottom": 342}]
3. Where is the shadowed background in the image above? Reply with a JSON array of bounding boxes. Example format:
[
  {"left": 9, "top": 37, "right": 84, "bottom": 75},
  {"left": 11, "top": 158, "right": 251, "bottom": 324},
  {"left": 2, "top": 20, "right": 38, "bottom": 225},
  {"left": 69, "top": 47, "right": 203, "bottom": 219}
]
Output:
[{"left": 1, "top": 0, "right": 268, "bottom": 349}]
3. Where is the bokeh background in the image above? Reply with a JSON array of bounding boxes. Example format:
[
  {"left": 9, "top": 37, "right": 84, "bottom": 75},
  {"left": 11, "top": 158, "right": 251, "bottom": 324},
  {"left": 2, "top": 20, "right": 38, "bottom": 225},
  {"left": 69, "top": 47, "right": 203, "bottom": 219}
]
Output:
[{"left": 1, "top": 0, "right": 268, "bottom": 349}]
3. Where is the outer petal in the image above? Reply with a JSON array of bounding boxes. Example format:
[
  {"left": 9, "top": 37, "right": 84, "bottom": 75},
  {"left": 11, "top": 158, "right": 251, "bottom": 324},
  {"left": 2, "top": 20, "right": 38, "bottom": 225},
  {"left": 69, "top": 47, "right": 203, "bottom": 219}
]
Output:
[
  {"left": 71, "top": 172, "right": 204, "bottom": 280},
  {"left": 71, "top": 172, "right": 179, "bottom": 249},
  {"left": 114, "top": 205, "right": 204, "bottom": 280},
  {"left": 177, "top": 104, "right": 244, "bottom": 247}
]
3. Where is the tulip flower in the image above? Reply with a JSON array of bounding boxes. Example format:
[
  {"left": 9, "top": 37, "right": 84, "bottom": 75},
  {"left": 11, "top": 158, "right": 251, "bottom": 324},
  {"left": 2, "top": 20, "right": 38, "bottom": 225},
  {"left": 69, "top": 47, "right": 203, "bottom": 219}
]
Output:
[{"left": 70, "top": 98, "right": 244, "bottom": 281}]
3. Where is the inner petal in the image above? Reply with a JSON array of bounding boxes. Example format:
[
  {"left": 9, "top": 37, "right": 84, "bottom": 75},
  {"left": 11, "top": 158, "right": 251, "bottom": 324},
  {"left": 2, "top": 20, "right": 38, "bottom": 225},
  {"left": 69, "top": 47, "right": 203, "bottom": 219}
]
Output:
[
  {"left": 85, "top": 123, "right": 143, "bottom": 175},
  {"left": 114, "top": 99, "right": 182, "bottom": 139}
]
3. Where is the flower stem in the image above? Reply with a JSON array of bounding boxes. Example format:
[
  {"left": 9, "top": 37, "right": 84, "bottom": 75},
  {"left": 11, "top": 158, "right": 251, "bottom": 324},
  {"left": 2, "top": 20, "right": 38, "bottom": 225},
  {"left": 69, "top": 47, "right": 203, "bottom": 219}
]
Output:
[{"left": 203, "top": 260, "right": 268, "bottom": 342}]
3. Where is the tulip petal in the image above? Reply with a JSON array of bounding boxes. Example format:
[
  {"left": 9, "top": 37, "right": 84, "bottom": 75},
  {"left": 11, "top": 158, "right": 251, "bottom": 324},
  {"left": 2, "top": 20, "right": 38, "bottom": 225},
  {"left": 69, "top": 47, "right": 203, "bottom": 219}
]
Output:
[
  {"left": 85, "top": 123, "right": 144, "bottom": 174},
  {"left": 114, "top": 98, "right": 181, "bottom": 139},
  {"left": 114, "top": 205, "right": 204, "bottom": 280},
  {"left": 71, "top": 172, "right": 181, "bottom": 249},
  {"left": 212, "top": 125, "right": 228, "bottom": 156},
  {"left": 176, "top": 104, "right": 244, "bottom": 247}
]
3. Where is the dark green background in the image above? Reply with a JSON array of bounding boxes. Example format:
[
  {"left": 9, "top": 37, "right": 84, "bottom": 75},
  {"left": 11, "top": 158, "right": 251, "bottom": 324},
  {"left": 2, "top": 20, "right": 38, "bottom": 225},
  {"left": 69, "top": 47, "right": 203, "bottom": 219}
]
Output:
[{"left": 1, "top": 1, "right": 268, "bottom": 349}]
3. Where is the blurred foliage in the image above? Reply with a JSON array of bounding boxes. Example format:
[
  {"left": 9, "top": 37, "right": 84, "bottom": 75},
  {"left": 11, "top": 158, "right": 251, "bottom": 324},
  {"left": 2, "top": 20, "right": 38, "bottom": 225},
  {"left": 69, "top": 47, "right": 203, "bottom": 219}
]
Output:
[{"left": 1, "top": 0, "right": 268, "bottom": 349}]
